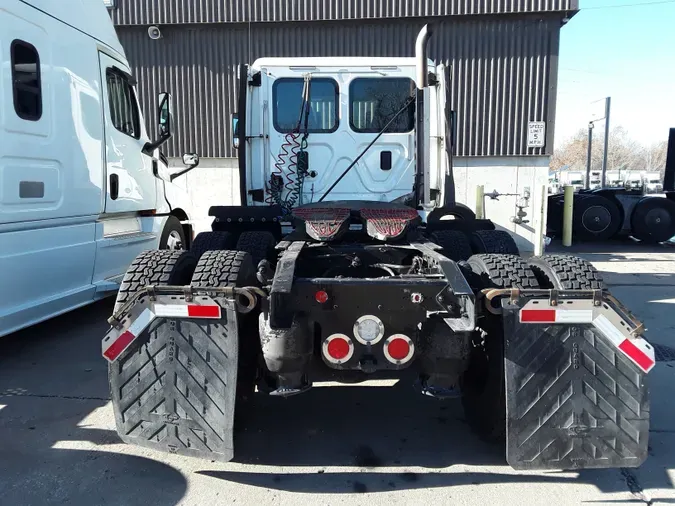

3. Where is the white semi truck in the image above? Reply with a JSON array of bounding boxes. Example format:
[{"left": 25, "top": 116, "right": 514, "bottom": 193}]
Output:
[
  {"left": 102, "top": 26, "right": 654, "bottom": 471},
  {"left": 559, "top": 170, "right": 585, "bottom": 191},
  {"left": 644, "top": 172, "right": 663, "bottom": 194},
  {"left": 0, "top": 0, "right": 201, "bottom": 337}
]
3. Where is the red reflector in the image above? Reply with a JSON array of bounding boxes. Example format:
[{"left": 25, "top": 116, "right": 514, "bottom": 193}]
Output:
[
  {"left": 327, "top": 337, "right": 350, "bottom": 360},
  {"left": 103, "top": 331, "right": 135, "bottom": 362},
  {"left": 619, "top": 339, "right": 655, "bottom": 372},
  {"left": 315, "top": 290, "right": 329, "bottom": 304},
  {"left": 387, "top": 338, "right": 410, "bottom": 361},
  {"left": 187, "top": 305, "right": 221, "bottom": 318},
  {"left": 520, "top": 309, "right": 556, "bottom": 323}
]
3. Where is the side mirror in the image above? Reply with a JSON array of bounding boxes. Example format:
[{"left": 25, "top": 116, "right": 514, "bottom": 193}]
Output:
[
  {"left": 158, "top": 92, "right": 172, "bottom": 138},
  {"left": 232, "top": 113, "right": 240, "bottom": 150},
  {"left": 170, "top": 152, "right": 201, "bottom": 181},
  {"left": 142, "top": 92, "right": 173, "bottom": 156}
]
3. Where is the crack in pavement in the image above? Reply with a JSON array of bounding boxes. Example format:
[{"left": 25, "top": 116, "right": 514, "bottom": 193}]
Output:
[
  {"left": 0, "top": 392, "right": 110, "bottom": 401},
  {"left": 621, "top": 468, "right": 653, "bottom": 506}
]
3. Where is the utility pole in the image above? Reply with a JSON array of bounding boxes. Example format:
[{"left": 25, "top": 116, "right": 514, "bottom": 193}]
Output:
[
  {"left": 601, "top": 97, "right": 611, "bottom": 187},
  {"left": 586, "top": 122, "right": 594, "bottom": 189}
]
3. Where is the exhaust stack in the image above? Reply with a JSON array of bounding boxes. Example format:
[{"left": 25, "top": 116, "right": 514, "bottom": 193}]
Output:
[
  {"left": 664, "top": 128, "right": 675, "bottom": 193},
  {"left": 414, "top": 25, "right": 433, "bottom": 210}
]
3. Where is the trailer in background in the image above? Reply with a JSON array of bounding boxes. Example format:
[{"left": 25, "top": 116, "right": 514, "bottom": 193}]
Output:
[{"left": 548, "top": 129, "right": 675, "bottom": 243}]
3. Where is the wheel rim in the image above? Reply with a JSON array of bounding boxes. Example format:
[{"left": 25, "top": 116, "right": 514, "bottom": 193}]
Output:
[
  {"left": 644, "top": 208, "right": 672, "bottom": 234},
  {"left": 582, "top": 205, "right": 611, "bottom": 233},
  {"left": 166, "top": 230, "right": 184, "bottom": 250}
]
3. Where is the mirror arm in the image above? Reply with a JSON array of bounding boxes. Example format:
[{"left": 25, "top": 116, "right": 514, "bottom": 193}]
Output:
[
  {"left": 142, "top": 133, "right": 170, "bottom": 157},
  {"left": 170, "top": 159, "right": 201, "bottom": 182}
]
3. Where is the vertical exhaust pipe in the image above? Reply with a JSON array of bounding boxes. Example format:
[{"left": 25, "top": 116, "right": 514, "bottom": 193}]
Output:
[
  {"left": 415, "top": 24, "right": 433, "bottom": 209},
  {"left": 664, "top": 128, "right": 675, "bottom": 193}
]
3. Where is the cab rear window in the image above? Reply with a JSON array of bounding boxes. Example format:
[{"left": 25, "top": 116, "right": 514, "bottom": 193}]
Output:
[
  {"left": 273, "top": 78, "right": 339, "bottom": 133},
  {"left": 350, "top": 78, "right": 415, "bottom": 133}
]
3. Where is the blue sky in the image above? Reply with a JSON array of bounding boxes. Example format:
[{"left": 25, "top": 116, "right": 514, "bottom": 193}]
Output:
[{"left": 555, "top": 0, "right": 675, "bottom": 147}]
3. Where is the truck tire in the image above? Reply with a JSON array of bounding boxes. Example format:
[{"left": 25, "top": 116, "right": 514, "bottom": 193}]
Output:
[
  {"left": 113, "top": 250, "right": 198, "bottom": 314},
  {"left": 191, "top": 251, "right": 258, "bottom": 406},
  {"left": 190, "top": 231, "right": 235, "bottom": 259},
  {"left": 470, "top": 230, "right": 520, "bottom": 255},
  {"left": 429, "top": 230, "right": 473, "bottom": 261},
  {"left": 439, "top": 203, "right": 477, "bottom": 221},
  {"left": 573, "top": 194, "right": 621, "bottom": 241},
  {"left": 630, "top": 197, "right": 675, "bottom": 243},
  {"left": 547, "top": 195, "right": 565, "bottom": 234},
  {"left": 236, "top": 231, "right": 277, "bottom": 268},
  {"left": 529, "top": 254, "right": 606, "bottom": 290},
  {"left": 159, "top": 215, "right": 186, "bottom": 250},
  {"left": 462, "top": 254, "right": 539, "bottom": 442}
]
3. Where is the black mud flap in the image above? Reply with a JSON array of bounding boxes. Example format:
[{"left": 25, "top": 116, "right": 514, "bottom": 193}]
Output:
[
  {"left": 108, "top": 297, "right": 238, "bottom": 462},
  {"left": 503, "top": 307, "right": 650, "bottom": 470}
]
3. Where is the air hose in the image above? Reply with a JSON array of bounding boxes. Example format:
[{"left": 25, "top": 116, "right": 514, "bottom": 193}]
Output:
[{"left": 268, "top": 75, "right": 312, "bottom": 214}]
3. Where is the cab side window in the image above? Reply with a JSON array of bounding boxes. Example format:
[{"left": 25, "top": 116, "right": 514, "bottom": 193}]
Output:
[
  {"left": 11, "top": 40, "right": 42, "bottom": 121},
  {"left": 106, "top": 70, "right": 141, "bottom": 139}
]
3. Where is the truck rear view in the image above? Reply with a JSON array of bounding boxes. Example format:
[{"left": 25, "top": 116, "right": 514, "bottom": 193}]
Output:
[{"left": 102, "top": 27, "right": 654, "bottom": 471}]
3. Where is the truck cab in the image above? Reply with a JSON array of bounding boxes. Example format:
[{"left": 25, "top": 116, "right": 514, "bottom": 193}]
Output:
[
  {"left": 241, "top": 57, "right": 450, "bottom": 209},
  {"left": 0, "top": 0, "right": 199, "bottom": 337},
  {"left": 644, "top": 172, "right": 663, "bottom": 194}
]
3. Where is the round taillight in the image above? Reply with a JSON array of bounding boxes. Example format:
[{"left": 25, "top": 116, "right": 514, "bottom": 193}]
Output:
[
  {"left": 315, "top": 290, "right": 329, "bottom": 304},
  {"left": 383, "top": 334, "right": 414, "bottom": 364},
  {"left": 323, "top": 334, "right": 354, "bottom": 364}
]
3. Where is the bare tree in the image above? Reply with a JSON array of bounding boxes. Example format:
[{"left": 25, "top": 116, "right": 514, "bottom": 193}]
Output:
[
  {"left": 645, "top": 141, "right": 668, "bottom": 176},
  {"left": 551, "top": 126, "right": 670, "bottom": 175}
]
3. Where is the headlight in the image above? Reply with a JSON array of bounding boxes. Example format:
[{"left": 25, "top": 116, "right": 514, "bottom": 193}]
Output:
[{"left": 353, "top": 315, "right": 385, "bottom": 345}]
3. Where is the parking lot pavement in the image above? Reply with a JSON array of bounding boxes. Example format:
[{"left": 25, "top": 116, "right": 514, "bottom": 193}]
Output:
[{"left": 1, "top": 244, "right": 674, "bottom": 505}]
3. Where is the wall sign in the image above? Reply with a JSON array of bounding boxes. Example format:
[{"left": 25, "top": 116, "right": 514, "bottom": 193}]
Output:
[{"left": 528, "top": 121, "right": 546, "bottom": 148}]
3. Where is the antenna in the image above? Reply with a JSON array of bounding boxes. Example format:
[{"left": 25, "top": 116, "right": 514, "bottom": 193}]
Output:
[{"left": 248, "top": 19, "right": 252, "bottom": 67}]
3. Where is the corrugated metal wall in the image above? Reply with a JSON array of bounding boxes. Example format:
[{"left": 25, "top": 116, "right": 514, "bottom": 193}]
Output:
[
  {"left": 120, "top": 16, "right": 560, "bottom": 159},
  {"left": 111, "top": 0, "right": 578, "bottom": 25}
]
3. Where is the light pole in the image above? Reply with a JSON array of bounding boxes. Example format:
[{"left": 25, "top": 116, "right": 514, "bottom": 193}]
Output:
[
  {"left": 587, "top": 97, "right": 611, "bottom": 189},
  {"left": 585, "top": 122, "right": 594, "bottom": 189}
]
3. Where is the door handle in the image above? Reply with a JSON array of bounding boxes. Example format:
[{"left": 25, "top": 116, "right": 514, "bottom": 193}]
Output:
[{"left": 110, "top": 174, "right": 119, "bottom": 200}]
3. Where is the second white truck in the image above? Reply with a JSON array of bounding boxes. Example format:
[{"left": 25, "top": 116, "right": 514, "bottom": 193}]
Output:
[{"left": 0, "top": 0, "right": 202, "bottom": 337}]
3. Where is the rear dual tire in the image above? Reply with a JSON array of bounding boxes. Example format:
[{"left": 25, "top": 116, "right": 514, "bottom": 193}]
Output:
[
  {"left": 113, "top": 250, "right": 198, "bottom": 314},
  {"left": 191, "top": 251, "right": 259, "bottom": 407},
  {"left": 461, "top": 254, "right": 539, "bottom": 442}
]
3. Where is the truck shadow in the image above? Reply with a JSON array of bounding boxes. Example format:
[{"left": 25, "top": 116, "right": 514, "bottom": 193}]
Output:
[
  {"left": 235, "top": 382, "right": 501, "bottom": 468},
  {"left": 0, "top": 300, "right": 188, "bottom": 506}
]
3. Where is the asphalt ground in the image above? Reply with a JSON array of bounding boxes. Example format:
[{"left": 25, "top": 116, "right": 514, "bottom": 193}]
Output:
[{"left": 1, "top": 240, "right": 674, "bottom": 505}]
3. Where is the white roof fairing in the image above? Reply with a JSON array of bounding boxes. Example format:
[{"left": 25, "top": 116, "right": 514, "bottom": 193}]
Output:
[{"left": 20, "top": 0, "right": 126, "bottom": 58}]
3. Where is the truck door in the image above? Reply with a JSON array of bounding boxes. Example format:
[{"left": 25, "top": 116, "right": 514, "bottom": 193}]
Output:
[
  {"left": 98, "top": 52, "right": 157, "bottom": 213},
  {"left": 259, "top": 69, "right": 416, "bottom": 206}
]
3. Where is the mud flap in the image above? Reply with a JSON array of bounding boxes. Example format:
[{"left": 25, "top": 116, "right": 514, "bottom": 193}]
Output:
[
  {"left": 503, "top": 305, "right": 650, "bottom": 470},
  {"left": 107, "top": 296, "right": 238, "bottom": 462}
]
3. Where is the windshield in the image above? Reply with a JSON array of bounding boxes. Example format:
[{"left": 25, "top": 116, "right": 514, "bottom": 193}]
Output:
[{"left": 649, "top": 179, "right": 661, "bottom": 184}]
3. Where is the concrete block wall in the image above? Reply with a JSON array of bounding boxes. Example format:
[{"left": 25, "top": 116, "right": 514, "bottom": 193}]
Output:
[{"left": 171, "top": 156, "right": 550, "bottom": 252}]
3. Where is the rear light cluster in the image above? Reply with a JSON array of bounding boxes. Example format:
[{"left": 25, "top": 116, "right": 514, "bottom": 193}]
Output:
[{"left": 322, "top": 314, "right": 414, "bottom": 366}]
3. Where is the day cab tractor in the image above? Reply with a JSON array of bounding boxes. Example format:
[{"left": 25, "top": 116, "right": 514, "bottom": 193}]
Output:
[{"left": 102, "top": 27, "right": 654, "bottom": 470}]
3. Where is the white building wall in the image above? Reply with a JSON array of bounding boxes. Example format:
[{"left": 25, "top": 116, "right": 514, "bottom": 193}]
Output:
[
  {"left": 454, "top": 156, "right": 550, "bottom": 253},
  {"left": 172, "top": 156, "right": 550, "bottom": 253}
]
